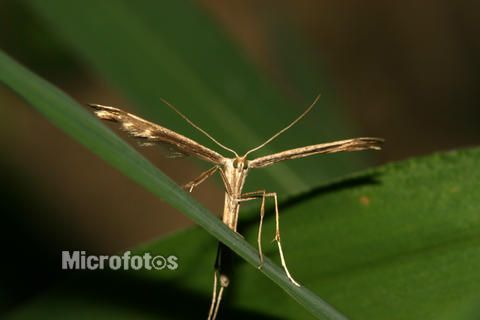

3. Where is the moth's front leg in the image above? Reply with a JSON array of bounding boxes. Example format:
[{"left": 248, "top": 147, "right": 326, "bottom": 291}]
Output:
[{"left": 182, "top": 165, "right": 219, "bottom": 192}]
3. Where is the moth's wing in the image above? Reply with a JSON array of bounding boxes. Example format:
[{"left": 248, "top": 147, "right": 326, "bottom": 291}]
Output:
[
  {"left": 89, "top": 104, "right": 225, "bottom": 164},
  {"left": 141, "top": 142, "right": 189, "bottom": 159},
  {"left": 248, "top": 137, "right": 384, "bottom": 168}
]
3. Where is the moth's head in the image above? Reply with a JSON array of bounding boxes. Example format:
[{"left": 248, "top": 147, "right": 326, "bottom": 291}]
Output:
[{"left": 233, "top": 156, "right": 249, "bottom": 170}]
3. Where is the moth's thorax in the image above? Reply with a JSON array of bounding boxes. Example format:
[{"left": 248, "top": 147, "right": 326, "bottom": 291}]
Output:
[
  {"left": 222, "top": 157, "right": 249, "bottom": 230},
  {"left": 222, "top": 157, "right": 249, "bottom": 197}
]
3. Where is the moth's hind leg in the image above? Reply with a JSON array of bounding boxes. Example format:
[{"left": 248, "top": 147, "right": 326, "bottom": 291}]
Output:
[
  {"left": 207, "top": 269, "right": 219, "bottom": 320},
  {"left": 239, "top": 190, "right": 301, "bottom": 287},
  {"left": 208, "top": 244, "right": 230, "bottom": 320},
  {"left": 238, "top": 190, "right": 267, "bottom": 268},
  {"left": 268, "top": 191, "right": 301, "bottom": 287},
  {"left": 208, "top": 271, "right": 229, "bottom": 320}
]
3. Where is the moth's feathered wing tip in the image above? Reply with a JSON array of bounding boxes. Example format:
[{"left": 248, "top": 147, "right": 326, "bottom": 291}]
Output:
[
  {"left": 87, "top": 104, "right": 102, "bottom": 112},
  {"left": 87, "top": 103, "right": 121, "bottom": 121},
  {"left": 87, "top": 103, "right": 120, "bottom": 111},
  {"left": 366, "top": 137, "right": 385, "bottom": 150},
  {"left": 351, "top": 137, "right": 384, "bottom": 150}
]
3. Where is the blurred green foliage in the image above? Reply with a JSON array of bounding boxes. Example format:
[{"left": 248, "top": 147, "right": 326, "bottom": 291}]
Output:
[{"left": 1, "top": 1, "right": 480, "bottom": 320}]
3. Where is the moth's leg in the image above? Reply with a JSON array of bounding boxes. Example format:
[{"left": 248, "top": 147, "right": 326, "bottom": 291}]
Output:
[
  {"left": 218, "top": 167, "right": 233, "bottom": 195},
  {"left": 213, "top": 273, "right": 228, "bottom": 320},
  {"left": 208, "top": 271, "right": 229, "bottom": 320},
  {"left": 207, "top": 269, "right": 218, "bottom": 320},
  {"left": 182, "top": 165, "right": 218, "bottom": 192},
  {"left": 239, "top": 190, "right": 300, "bottom": 286},
  {"left": 268, "top": 192, "right": 301, "bottom": 287},
  {"left": 238, "top": 190, "right": 267, "bottom": 268},
  {"left": 208, "top": 243, "right": 230, "bottom": 320}
]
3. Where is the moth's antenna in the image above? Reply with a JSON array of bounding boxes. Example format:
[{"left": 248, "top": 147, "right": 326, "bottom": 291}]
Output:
[
  {"left": 244, "top": 94, "right": 320, "bottom": 157},
  {"left": 159, "top": 98, "right": 238, "bottom": 157}
]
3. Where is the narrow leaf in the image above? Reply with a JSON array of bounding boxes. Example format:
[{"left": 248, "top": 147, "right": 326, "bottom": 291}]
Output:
[{"left": 0, "top": 50, "right": 347, "bottom": 320}]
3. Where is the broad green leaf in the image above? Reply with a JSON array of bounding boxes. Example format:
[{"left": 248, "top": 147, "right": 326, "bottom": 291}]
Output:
[
  {"left": 24, "top": 0, "right": 372, "bottom": 195},
  {"left": 131, "top": 147, "right": 480, "bottom": 320},
  {"left": 7, "top": 147, "right": 480, "bottom": 319},
  {"left": 0, "top": 50, "right": 346, "bottom": 320}
]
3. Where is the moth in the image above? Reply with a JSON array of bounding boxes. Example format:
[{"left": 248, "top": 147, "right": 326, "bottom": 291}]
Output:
[{"left": 89, "top": 96, "right": 383, "bottom": 320}]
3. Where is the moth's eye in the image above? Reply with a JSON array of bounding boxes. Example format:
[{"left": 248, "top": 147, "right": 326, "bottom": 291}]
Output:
[{"left": 233, "top": 158, "right": 247, "bottom": 169}]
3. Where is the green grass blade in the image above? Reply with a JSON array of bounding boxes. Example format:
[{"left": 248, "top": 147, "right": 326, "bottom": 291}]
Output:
[{"left": 0, "top": 50, "right": 347, "bottom": 319}]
